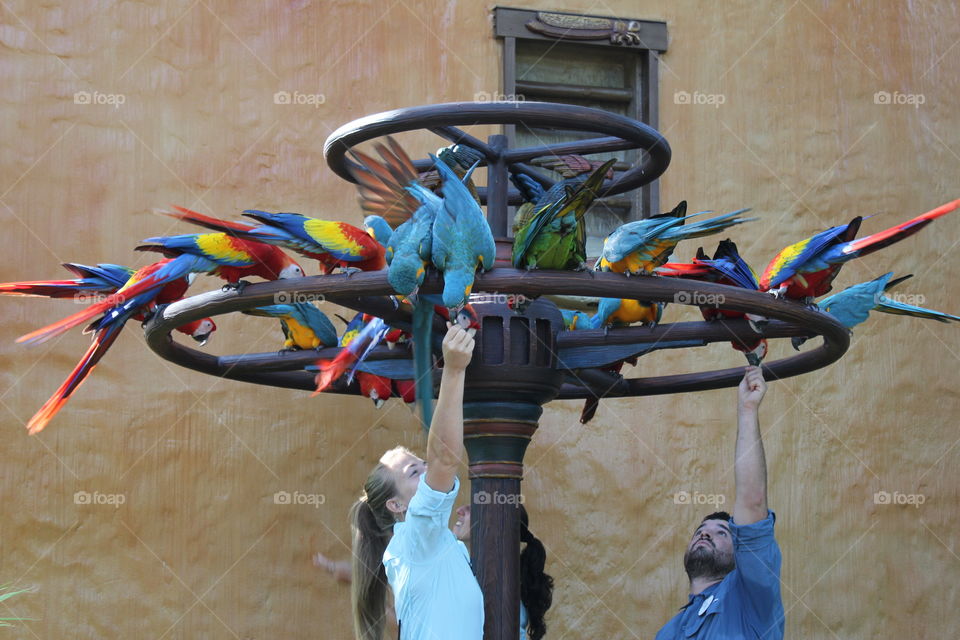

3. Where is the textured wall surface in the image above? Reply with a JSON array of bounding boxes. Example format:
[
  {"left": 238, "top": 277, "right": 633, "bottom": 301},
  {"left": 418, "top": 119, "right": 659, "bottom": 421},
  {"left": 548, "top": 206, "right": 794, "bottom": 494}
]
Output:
[{"left": 1, "top": 1, "right": 958, "bottom": 638}]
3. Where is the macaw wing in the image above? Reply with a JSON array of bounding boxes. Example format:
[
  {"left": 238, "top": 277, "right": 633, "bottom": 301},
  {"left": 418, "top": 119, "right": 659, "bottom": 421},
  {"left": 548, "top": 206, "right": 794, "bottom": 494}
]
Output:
[
  {"left": 301, "top": 219, "right": 381, "bottom": 262},
  {"left": 836, "top": 199, "right": 960, "bottom": 259},
  {"left": 297, "top": 303, "right": 339, "bottom": 346},
  {"left": 761, "top": 222, "right": 852, "bottom": 289}
]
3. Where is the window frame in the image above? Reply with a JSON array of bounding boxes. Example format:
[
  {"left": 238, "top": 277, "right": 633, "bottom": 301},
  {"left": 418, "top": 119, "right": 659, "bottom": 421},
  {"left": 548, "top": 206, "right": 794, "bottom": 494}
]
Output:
[{"left": 494, "top": 6, "right": 668, "bottom": 220}]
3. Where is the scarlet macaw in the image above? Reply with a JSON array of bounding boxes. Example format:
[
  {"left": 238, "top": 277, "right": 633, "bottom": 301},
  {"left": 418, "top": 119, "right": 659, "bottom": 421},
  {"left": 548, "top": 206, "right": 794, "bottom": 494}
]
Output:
[
  {"left": 20, "top": 260, "right": 216, "bottom": 434},
  {"left": 760, "top": 199, "right": 960, "bottom": 301}
]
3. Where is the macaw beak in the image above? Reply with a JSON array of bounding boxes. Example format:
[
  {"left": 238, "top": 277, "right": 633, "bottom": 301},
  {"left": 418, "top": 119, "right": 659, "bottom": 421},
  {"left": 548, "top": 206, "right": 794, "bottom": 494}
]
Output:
[
  {"left": 791, "top": 336, "right": 807, "bottom": 351},
  {"left": 192, "top": 332, "right": 212, "bottom": 346}
]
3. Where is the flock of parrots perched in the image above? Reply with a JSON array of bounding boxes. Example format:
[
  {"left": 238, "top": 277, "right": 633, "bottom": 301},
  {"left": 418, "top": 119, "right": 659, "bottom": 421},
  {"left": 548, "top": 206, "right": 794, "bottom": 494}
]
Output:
[{"left": 3, "top": 136, "right": 958, "bottom": 434}]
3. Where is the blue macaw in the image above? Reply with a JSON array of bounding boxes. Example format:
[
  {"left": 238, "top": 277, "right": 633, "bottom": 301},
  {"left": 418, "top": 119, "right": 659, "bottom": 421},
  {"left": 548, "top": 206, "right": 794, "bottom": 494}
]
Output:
[
  {"left": 793, "top": 272, "right": 960, "bottom": 349},
  {"left": 243, "top": 303, "right": 338, "bottom": 351},
  {"left": 430, "top": 154, "right": 497, "bottom": 310},
  {"left": 560, "top": 308, "right": 594, "bottom": 331},
  {"left": 596, "top": 202, "right": 755, "bottom": 275},
  {"left": 364, "top": 215, "right": 394, "bottom": 248}
]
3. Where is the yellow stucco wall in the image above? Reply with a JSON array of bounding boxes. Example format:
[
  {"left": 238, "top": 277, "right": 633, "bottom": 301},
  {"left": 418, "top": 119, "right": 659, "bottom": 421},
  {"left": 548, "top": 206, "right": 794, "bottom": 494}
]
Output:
[{"left": 1, "top": 1, "right": 958, "bottom": 637}]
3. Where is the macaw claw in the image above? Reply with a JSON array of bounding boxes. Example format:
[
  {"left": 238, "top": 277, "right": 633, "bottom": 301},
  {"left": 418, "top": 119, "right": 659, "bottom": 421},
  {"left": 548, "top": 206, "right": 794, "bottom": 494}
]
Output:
[
  {"left": 222, "top": 280, "right": 251, "bottom": 294},
  {"left": 140, "top": 303, "right": 169, "bottom": 327}
]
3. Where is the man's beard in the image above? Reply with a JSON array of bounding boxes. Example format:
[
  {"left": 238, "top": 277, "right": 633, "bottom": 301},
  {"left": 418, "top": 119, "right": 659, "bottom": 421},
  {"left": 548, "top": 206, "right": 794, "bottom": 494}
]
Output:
[{"left": 683, "top": 542, "right": 735, "bottom": 581}]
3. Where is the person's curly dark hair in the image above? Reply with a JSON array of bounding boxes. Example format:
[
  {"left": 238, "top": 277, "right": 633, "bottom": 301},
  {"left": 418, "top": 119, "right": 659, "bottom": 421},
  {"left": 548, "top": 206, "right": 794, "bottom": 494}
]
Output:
[{"left": 520, "top": 505, "right": 554, "bottom": 640}]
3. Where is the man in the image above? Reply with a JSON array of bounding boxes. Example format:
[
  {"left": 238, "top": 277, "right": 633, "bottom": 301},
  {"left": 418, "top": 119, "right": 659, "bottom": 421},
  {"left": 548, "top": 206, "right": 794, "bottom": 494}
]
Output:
[{"left": 656, "top": 366, "right": 785, "bottom": 639}]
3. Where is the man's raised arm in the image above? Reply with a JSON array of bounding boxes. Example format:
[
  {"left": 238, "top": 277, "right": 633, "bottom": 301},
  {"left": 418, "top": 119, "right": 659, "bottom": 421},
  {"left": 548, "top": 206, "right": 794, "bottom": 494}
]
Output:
[{"left": 733, "top": 365, "right": 768, "bottom": 525}]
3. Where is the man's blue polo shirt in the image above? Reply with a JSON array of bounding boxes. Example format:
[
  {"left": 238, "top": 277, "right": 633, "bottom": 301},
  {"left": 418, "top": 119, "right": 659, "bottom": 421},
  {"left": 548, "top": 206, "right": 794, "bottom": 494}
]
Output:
[{"left": 655, "top": 510, "right": 784, "bottom": 639}]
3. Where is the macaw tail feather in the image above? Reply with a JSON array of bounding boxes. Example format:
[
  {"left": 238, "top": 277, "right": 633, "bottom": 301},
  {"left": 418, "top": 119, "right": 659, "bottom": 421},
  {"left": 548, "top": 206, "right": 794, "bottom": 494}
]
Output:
[
  {"left": 0, "top": 280, "right": 106, "bottom": 299},
  {"left": 163, "top": 205, "right": 257, "bottom": 234},
  {"left": 840, "top": 199, "right": 960, "bottom": 259},
  {"left": 312, "top": 353, "right": 355, "bottom": 396},
  {"left": 662, "top": 209, "right": 756, "bottom": 242},
  {"left": 579, "top": 397, "right": 600, "bottom": 425},
  {"left": 412, "top": 297, "right": 434, "bottom": 433},
  {"left": 26, "top": 322, "right": 124, "bottom": 434},
  {"left": 876, "top": 299, "right": 960, "bottom": 323}
]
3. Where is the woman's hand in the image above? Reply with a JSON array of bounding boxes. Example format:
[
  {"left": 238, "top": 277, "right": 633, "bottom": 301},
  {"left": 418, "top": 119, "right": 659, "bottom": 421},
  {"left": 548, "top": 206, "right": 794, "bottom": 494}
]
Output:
[{"left": 441, "top": 322, "right": 476, "bottom": 372}]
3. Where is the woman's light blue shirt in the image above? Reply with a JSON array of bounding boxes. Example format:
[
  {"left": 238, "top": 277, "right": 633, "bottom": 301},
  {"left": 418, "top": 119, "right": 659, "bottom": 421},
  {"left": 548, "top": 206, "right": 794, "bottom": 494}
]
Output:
[{"left": 383, "top": 475, "right": 484, "bottom": 640}]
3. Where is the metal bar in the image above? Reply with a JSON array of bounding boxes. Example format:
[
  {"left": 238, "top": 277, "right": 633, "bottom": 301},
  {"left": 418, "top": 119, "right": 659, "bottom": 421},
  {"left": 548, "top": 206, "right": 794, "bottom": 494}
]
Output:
[{"left": 515, "top": 80, "right": 634, "bottom": 103}]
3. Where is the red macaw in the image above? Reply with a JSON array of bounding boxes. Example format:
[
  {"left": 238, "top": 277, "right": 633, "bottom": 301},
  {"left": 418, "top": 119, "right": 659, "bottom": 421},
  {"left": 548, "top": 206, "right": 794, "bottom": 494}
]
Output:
[
  {"left": 17, "top": 233, "right": 302, "bottom": 346},
  {"left": 162, "top": 205, "right": 385, "bottom": 274},
  {"left": 20, "top": 260, "right": 216, "bottom": 434},
  {"left": 760, "top": 199, "right": 960, "bottom": 301}
]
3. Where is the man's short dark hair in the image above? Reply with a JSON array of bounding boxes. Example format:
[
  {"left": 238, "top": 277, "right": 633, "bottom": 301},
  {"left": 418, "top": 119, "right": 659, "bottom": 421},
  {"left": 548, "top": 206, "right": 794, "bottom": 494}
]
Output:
[{"left": 701, "top": 511, "right": 731, "bottom": 523}]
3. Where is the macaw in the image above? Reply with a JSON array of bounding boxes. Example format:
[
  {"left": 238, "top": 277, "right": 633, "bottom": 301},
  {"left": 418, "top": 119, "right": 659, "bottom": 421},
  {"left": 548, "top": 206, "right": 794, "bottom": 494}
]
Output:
[
  {"left": 658, "top": 240, "right": 768, "bottom": 364},
  {"left": 793, "top": 272, "right": 960, "bottom": 349},
  {"left": 243, "top": 303, "right": 338, "bottom": 351},
  {"left": 512, "top": 158, "right": 616, "bottom": 271},
  {"left": 0, "top": 262, "right": 133, "bottom": 299},
  {"left": 560, "top": 308, "right": 594, "bottom": 331},
  {"left": 17, "top": 232, "right": 302, "bottom": 346},
  {"left": 589, "top": 297, "right": 664, "bottom": 329},
  {"left": 596, "top": 202, "right": 755, "bottom": 275},
  {"left": 578, "top": 356, "right": 639, "bottom": 425},
  {"left": 162, "top": 205, "right": 383, "bottom": 275},
  {"left": 430, "top": 154, "right": 497, "bottom": 310},
  {"left": 313, "top": 312, "right": 393, "bottom": 407},
  {"left": 21, "top": 260, "right": 216, "bottom": 434},
  {"left": 760, "top": 199, "right": 960, "bottom": 301},
  {"left": 363, "top": 215, "right": 394, "bottom": 247}
]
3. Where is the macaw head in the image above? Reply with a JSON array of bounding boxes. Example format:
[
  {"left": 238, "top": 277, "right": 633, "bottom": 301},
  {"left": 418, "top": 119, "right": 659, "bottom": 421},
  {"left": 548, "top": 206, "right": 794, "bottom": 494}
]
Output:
[
  {"left": 441, "top": 270, "right": 474, "bottom": 311},
  {"left": 182, "top": 317, "right": 217, "bottom": 346},
  {"left": 278, "top": 255, "right": 305, "bottom": 279},
  {"left": 364, "top": 215, "right": 394, "bottom": 247}
]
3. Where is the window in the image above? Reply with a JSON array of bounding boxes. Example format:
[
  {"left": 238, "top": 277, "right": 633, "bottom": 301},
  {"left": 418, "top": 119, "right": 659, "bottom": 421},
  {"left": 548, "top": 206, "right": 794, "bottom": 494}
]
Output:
[{"left": 495, "top": 7, "right": 668, "bottom": 255}]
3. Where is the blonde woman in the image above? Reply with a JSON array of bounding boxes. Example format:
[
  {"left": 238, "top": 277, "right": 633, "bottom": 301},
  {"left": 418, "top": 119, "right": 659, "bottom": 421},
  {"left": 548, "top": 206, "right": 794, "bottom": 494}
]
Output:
[{"left": 349, "top": 323, "right": 482, "bottom": 640}]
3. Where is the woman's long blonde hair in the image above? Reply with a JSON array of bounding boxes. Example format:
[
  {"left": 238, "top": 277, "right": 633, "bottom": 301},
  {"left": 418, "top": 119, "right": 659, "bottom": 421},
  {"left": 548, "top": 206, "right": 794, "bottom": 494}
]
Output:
[{"left": 349, "top": 446, "right": 410, "bottom": 640}]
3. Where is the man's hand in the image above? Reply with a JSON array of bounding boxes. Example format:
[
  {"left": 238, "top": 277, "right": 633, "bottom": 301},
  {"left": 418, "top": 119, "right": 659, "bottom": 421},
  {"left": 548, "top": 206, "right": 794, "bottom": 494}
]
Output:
[
  {"left": 738, "top": 366, "right": 767, "bottom": 412},
  {"left": 441, "top": 322, "right": 476, "bottom": 371}
]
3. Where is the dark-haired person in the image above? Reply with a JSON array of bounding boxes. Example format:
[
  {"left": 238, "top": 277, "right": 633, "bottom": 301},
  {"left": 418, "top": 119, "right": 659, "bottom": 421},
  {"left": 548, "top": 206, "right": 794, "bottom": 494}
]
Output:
[
  {"left": 348, "top": 323, "right": 483, "bottom": 640},
  {"left": 451, "top": 504, "right": 554, "bottom": 640},
  {"left": 655, "top": 366, "right": 785, "bottom": 639}
]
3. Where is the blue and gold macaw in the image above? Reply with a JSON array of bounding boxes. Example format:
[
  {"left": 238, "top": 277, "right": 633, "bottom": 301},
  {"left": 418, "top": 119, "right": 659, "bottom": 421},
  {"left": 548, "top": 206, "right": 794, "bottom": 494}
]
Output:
[
  {"left": 793, "top": 272, "right": 960, "bottom": 349},
  {"left": 430, "top": 154, "right": 497, "bottom": 310},
  {"left": 589, "top": 297, "right": 664, "bottom": 329},
  {"left": 512, "top": 159, "right": 616, "bottom": 271},
  {"left": 243, "top": 302, "right": 338, "bottom": 351},
  {"left": 761, "top": 199, "right": 960, "bottom": 301},
  {"left": 596, "top": 202, "right": 755, "bottom": 275}
]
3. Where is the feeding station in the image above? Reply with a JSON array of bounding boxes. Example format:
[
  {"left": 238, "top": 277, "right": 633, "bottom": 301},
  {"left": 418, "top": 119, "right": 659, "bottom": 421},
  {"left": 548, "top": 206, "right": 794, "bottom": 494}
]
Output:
[{"left": 143, "top": 102, "right": 849, "bottom": 640}]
